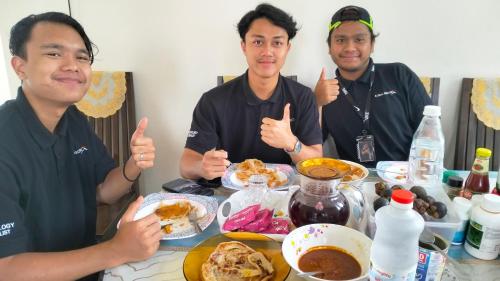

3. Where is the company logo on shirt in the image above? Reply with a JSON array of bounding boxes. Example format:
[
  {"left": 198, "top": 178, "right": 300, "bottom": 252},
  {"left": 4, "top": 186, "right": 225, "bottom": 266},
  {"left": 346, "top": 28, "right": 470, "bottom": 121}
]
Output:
[
  {"left": 73, "top": 146, "right": 89, "bottom": 155},
  {"left": 374, "top": 90, "right": 398, "bottom": 98},
  {"left": 188, "top": 130, "right": 198, "bottom": 138},
  {"left": 0, "top": 222, "right": 14, "bottom": 237}
]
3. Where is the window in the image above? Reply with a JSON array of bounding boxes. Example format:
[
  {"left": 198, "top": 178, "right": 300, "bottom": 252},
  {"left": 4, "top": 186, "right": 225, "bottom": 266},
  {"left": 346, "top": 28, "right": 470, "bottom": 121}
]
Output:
[{"left": 0, "top": 35, "right": 11, "bottom": 104}]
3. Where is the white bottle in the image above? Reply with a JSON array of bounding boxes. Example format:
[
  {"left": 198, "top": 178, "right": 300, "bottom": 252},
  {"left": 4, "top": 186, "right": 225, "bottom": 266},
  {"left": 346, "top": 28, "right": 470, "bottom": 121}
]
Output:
[
  {"left": 464, "top": 194, "right": 500, "bottom": 260},
  {"left": 370, "top": 190, "right": 425, "bottom": 281},
  {"left": 408, "top": 105, "right": 445, "bottom": 188}
]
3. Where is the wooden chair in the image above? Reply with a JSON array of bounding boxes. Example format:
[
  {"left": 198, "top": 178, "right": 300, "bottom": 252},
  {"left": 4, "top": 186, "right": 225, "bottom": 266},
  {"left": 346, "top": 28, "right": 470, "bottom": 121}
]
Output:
[
  {"left": 217, "top": 75, "right": 298, "bottom": 86},
  {"left": 419, "top": 76, "right": 440, "bottom": 105},
  {"left": 454, "top": 78, "right": 500, "bottom": 171},
  {"left": 80, "top": 72, "right": 139, "bottom": 239}
]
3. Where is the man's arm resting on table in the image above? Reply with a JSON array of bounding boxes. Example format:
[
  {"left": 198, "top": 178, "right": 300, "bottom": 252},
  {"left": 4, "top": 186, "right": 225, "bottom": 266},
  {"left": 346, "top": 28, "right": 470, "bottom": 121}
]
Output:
[
  {"left": 0, "top": 241, "right": 126, "bottom": 281},
  {"left": 180, "top": 148, "right": 229, "bottom": 181},
  {"left": 97, "top": 157, "right": 140, "bottom": 205},
  {"left": 180, "top": 148, "right": 204, "bottom": 180}
]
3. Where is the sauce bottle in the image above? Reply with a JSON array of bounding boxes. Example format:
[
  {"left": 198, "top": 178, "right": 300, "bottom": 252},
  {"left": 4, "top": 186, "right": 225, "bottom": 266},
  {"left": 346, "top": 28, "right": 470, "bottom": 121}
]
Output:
[{"left": 463, "top": 148, "right": 491, "bottom": 199}]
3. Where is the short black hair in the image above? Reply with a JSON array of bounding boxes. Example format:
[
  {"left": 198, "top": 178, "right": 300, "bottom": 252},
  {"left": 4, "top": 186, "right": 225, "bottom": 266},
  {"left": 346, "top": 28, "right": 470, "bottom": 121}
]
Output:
[
  {"left": 237, "top": 3, "right": 298, "bottom": 41},
  {"left": 9, "top": 12, "right": 96, "bottom": 64}
]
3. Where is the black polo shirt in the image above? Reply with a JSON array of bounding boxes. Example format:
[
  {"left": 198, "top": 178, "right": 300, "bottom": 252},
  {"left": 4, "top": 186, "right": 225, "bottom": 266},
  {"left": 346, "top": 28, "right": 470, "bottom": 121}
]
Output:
[
  {"left": 322, "top": 59, "right": 432, "bottom": 167},
  {"left": 185, "top": 71, "right": 322, "bottom": 164},
  {"left": 0, "top": 88, "right": 116, "bottom": 258}
]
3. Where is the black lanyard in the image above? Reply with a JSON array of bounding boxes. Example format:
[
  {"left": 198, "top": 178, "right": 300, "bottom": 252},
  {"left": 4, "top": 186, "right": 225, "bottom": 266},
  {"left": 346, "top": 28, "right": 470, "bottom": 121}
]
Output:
[{"left": 338, "top": 64, "right": 375, "bottom": 136}]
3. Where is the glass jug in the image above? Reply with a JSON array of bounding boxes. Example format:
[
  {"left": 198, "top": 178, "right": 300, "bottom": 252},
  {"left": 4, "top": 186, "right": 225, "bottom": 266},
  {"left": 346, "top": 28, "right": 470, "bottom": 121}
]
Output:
[{"left": 289, "top": 158, "right": 367, "bottom": 230}]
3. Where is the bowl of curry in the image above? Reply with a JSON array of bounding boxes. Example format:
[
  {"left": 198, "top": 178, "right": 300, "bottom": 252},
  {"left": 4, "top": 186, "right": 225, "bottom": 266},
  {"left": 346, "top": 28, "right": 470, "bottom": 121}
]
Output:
[{"left": 282, "top": 223, "right": 372, "bottom": 281}]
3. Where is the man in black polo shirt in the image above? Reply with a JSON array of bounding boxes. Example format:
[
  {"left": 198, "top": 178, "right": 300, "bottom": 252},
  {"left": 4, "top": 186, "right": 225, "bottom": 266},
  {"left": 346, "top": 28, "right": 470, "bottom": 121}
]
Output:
[
  {"left": 315, "top": 6, "right": 432, "bottom": 167},
  {"left": 0, "top": 12, "right": 161, "bottom": 280},
  {"left": 181, "top": 4, "right": 322, "bottom": 180}
]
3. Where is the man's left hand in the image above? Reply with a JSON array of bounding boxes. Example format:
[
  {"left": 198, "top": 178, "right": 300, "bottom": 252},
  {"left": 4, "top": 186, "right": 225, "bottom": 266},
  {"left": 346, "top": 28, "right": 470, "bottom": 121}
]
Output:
[
  {"left": 130, "top": 117, "right": 155, "bottom": 170},
  {"left": 260, "top": 103, "right": 297, "bottom": 151}
]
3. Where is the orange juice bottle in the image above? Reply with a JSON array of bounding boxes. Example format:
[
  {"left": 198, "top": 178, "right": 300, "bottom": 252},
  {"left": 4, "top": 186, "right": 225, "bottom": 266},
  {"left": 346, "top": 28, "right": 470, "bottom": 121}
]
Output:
[{"left": 463, "top": 148, "right": 491, "bottom": 199}]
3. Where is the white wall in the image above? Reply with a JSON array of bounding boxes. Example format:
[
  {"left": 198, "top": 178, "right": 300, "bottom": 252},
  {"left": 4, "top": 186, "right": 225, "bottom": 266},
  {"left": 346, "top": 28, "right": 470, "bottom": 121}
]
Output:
[{"left": 2, "top": 0, "right": 500, "bottom": 194}]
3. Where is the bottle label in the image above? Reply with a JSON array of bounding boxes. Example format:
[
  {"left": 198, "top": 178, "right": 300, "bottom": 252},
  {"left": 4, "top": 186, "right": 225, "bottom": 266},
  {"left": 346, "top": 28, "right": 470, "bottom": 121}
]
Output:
[
  {"left": 471, "top": 159, "right": 489, "bottom": 174},
  {"left": 465, "top": 219, "right": 500, "bottom": 254},
  {"left": 370, "top": 264, "right": 416, "bottom": 281}
]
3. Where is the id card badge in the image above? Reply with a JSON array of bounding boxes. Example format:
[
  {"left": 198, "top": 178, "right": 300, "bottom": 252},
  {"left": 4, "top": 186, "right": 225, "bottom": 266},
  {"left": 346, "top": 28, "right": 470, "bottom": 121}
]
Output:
[{"left": 356, "top": 134, "right": 375, "bottom": 162}]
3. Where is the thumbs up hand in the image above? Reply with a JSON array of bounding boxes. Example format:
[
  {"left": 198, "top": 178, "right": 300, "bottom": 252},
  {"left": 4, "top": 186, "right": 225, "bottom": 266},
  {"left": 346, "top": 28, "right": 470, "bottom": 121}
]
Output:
[
  {"left": 130, "top": 117, "right": 155, "bottom": 170},
  {"left": 314, "top": 67, "right": 340, "bottom": 106},
  {"left": 261, "top": 103, "right": 297, "bottom": 151}
]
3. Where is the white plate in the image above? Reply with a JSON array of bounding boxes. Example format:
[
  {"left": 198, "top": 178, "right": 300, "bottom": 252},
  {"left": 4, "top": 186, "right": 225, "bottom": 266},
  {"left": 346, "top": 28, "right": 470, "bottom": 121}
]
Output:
[
  {"left": 376, "top": 161, "right": 408, "bottom": 184},
  {"left": 216, "top": 188, "right": 297, "bottom": 241},
  {"left": 221, "top": 163, "right": 296, "bottom": 191},
  {"left": 118, "top": 193, "right": 218, "bottom": 240}
]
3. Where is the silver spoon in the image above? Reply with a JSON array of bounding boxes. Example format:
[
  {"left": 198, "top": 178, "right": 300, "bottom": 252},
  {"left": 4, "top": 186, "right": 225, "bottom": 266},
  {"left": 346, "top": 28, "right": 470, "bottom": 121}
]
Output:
[{"left": 296, "top": 271, "right": 322, "bottom": 277}]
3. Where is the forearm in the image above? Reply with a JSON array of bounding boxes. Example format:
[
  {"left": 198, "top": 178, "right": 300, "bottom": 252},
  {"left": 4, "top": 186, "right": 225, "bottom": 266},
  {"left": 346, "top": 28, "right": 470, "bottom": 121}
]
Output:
[
  {"left": 97, "top": 158, "right": 139, "bottom": 205},
  {"left": 0, "top": 241, "right": 124, "bottom": 281},
  {"left": 289, "top": 144, "right": 323, "bottom": 163},
  {"left": 180, "top": 149, "right": 203, "bottom": 180}
]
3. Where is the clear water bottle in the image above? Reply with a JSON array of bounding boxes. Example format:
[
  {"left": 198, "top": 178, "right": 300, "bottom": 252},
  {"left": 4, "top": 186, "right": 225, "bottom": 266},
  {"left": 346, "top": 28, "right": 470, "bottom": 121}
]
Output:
[
  {"left": 370, "top": 190, "right": 425, "bottom": 281},
  {"left": 408, "top": 105, "right": 445, "bottom": 188}
]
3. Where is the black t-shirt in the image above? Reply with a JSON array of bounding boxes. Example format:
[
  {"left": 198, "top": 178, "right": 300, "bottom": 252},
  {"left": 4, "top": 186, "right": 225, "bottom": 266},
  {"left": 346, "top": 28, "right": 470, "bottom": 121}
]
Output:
[
  {"left": 322, "top": 60, "right": 432, "bottom": 167},
  {"left": 0, "top": 88, "right": 116, "bottom": 259},
  {"left": 185, "top": 71, "right": 322, "bottom": 164}
]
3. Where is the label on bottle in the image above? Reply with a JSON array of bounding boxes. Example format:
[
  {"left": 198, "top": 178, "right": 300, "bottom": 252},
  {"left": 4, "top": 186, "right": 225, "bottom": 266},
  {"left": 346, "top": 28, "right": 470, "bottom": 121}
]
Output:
[
  {"left": 471, "top": 159, "right": 489, "bottom": 174},
  {"left": 370, "top": 264, "right": 416, "bottom": 281},
  {"left": 451, "top": 219, "right": 469, "bottom": 245},
  {"left": 465, "top": 219, "right": 500, "bottom": 254}
]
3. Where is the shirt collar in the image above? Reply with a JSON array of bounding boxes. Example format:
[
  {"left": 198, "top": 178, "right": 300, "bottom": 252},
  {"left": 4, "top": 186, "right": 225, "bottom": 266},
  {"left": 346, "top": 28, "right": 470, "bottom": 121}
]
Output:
[
  {"left": 15, "top": 87, "right": 69, "bottom": 149},
  {"left": 336, "top": 58, "right": 374, "bottom": 87},
  {"left": 242, "top": 70, "right": 283, "bottom": 105}
]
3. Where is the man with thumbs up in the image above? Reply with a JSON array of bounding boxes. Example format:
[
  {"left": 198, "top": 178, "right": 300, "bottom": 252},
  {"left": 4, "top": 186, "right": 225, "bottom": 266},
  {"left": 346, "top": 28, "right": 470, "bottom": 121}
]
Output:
[
  {"left": 0, "top": 13, "right": 160, "bottom": 280},
  {"left": 181, "top": 4, "right": 322, "bottom": 181},
  {"left": 315, "top": 6, "right": 431, "bottom": 167}
]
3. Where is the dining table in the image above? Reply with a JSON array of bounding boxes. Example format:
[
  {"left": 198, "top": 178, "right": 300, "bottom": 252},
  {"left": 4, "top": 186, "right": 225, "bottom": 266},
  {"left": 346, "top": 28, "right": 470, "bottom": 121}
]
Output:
[{"left": 100, "top": 170, "right": 500, "bottom": 281}]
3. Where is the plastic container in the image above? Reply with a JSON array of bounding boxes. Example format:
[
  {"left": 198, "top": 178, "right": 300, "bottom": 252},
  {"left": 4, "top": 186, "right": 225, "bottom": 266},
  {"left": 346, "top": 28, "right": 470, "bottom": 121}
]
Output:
[
  {"left": 408, "top": 105, "right": 445, "bottom": 188},
  {"left": 451, "top": 196, "right": 472, "bottom": 245},
  {"left": 464, "top": 194, "right": 500, "bottom": 260},
  {"left": 366, "top": 182, "right": 461, "bottom": 243},
  {"left": 370, "top": 190, "right": 425, "bottom": 281}
]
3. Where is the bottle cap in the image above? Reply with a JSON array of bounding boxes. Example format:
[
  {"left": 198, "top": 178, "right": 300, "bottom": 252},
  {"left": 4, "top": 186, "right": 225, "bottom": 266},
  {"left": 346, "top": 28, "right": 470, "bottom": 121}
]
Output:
[
  {"left": 391, "top": 189, "right": 414, "bottom": 204},
  {"left": 481, "top": 194, "right": 500, "bottom": 213},
  {"left": 476, "top": 147, "right": 492, "bottom": 158},
  {"left": 423, "top": 105, "right": 441, "bottom": 117},
  {"left": 442, "top": 170, "right": 458, "bottom": 183},
  {"left": 447, "top": 175, "right": 464, "bottom": 188}
]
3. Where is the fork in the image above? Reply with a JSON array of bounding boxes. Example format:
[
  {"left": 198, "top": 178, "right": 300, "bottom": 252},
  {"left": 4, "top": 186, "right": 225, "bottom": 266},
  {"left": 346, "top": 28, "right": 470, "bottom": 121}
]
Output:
[{"left": 188, "top": 212, "right": 203, "bottom": 234}]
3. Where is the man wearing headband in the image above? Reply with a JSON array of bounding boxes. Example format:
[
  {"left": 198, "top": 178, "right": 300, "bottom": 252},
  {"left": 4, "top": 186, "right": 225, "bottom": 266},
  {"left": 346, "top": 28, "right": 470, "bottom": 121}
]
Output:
[
  {"left": 180, "top": 4, "right": 322, "bottom": 181},
  {"left": 315, "top": 5, "right": 431, "bottom": 167}
]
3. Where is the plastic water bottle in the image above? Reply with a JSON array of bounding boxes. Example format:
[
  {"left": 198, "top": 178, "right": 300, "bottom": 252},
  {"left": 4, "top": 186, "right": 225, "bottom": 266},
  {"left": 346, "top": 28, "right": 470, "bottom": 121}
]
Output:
[
  {"left": 370, "top": 189, "right": 425, "bottom": 281},
  {"left": 408, "top": 105, "right": 445, "bottom": 188}
]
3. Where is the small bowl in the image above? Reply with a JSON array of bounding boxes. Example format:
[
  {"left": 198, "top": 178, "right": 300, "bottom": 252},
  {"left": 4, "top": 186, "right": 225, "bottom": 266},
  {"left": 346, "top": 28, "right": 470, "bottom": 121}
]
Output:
[{"left": 282, "top": 223, "right": 372, "bottom": 281}]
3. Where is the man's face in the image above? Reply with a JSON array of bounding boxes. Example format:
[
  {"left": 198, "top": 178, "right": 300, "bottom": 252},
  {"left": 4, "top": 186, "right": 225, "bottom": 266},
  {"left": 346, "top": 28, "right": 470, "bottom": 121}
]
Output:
[
  {"left": 329, "top": 21, "right": 374, "bottom": 76},
  {"left": 11, "top": 22, "right": 91, "bottom": 107},
  {"left": 241, "top": 18, "right": 290, "bottom": 79}
]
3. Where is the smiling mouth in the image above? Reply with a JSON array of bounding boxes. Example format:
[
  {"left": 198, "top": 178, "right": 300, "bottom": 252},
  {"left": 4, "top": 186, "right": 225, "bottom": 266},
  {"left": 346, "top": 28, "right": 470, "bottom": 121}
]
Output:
[{"left": 54, "top": 78, "right": 84, "bottom": 84}]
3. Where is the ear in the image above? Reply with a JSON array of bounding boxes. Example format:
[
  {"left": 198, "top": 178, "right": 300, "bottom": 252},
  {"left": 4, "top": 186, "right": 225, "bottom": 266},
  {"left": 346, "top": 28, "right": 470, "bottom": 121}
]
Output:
[
  {"left": 286, "top": 42, "right": 291, "bottom": 53},
  {"left": 370, "top": 41, "right": 375, "bottom": 54},
  {"left": 11, "top": 56, "right": 27, "bottom": 80},
  {"left": 240, "top": 40, "right": 246, "bottom": 54}
]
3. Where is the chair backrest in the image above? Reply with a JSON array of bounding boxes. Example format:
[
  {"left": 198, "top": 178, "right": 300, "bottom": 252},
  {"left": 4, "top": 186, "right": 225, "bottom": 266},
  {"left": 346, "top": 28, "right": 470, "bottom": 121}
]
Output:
[
  {"left": 454, "top": 78, "right": 500, "bottom": 171},
  {"left": 217, "top": 75, "right": 298, "bottom": 86},
  {"left": 78, "top": 71, "right": 139, "bottom": 236},
  {"left": 419, "top": 76, "right": 440, "bottom": 105}
]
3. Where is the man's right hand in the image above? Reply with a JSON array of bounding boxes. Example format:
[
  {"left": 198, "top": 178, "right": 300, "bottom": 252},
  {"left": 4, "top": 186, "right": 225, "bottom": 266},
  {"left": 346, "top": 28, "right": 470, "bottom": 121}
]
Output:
[
  {"left": 109, "top": 196, "right": 162, "bottom": 263},
  {"left": 314, "top": 67, "right": 340, "bottom": 107},
  {"left": 201, "top": 149, "right": 230, "bottom": 180}
]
